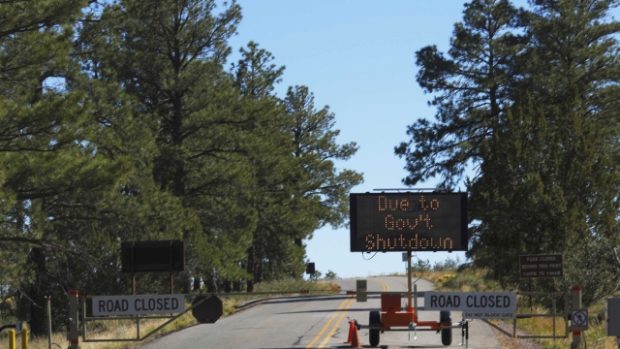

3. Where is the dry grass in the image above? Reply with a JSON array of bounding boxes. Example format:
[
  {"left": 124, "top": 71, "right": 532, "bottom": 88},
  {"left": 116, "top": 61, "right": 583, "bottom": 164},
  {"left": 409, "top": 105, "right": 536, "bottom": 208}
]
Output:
[
  {"left": 416, "top": 270, "right": 458, "bottom": 286},
  {"left": 514, "top": 309, "right": 617, "bottom": 349},
  {"left": 26, "top": 308, "right": 198, "bottom": 349}
]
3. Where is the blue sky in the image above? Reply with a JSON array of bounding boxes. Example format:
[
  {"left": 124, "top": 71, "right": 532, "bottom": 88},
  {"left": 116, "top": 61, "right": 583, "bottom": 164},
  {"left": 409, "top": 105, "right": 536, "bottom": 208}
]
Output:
[
  {"left": 225, "top": 1, "right": 620, "bottom": 278},
  {"left": 227, "top": 1, "right": 473, "bottom": 278}
]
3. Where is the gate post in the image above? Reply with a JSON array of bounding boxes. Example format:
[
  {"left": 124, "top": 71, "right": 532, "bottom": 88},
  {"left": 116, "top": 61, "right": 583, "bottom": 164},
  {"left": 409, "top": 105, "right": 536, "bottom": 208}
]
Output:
[
  {"left": 570, "top": 286, "right": 583, "bottom": 349},
  {"left": 21, "top": 327, "right": 29, "bottom": 349},
  {"left": 47, "top": 296, "right": 52, "bottom": 349},
  {"left": 8, "top": 329, "right": 16, "bottom": 349},
  {"left": 67, "top": 290, "right": 80, "bottom": 349}
]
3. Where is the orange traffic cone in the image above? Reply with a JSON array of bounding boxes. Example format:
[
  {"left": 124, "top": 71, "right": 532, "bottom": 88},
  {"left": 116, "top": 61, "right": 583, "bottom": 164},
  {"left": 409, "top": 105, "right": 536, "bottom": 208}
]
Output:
[
  {"left": 345, "top": 320, "right": 362, "bottom": 348},
  {"left": 346, "top": 320, "right": 355, "bottom": 344},
  {"left": 349, "top": 322, "right": 361, "bottom": 349}
]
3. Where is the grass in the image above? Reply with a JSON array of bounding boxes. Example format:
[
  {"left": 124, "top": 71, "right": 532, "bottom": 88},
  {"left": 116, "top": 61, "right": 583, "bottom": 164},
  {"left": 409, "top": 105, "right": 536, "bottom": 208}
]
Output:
[
  {"left": 424, "top": 268, "right": 502, "bottom": 291},
  {"left": 513, "top": 300, "right": 617, "bottom": 349},
  {"left": 8, "top": 278, "right": 339, "bottom": 349},
  {"left": 253, "top": 278, "right": 340, "bottom": 293}
]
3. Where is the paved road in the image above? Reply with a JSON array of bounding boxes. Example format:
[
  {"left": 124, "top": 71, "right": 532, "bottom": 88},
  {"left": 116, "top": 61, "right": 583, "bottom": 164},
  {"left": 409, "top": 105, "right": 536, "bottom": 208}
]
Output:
[{"left": 139, "top": 276, "right": 500, "bottom": 349}]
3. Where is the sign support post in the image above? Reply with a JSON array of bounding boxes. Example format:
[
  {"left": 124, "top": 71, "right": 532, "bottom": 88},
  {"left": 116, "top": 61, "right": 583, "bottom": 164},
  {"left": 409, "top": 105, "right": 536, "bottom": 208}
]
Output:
[
  {"left": 570, "top": 286, "right": 583, "bottom": 349},
  {"left": 131, "top": 273, "right": 139, "bottom": 340},
  {"left": 131, "top": 273, "right": 136, "bottom": 295},
  {"left": 47, "top": 296, "right": 52, "bottom": 349},
  {"left": 528, "top": 278, "right": 533, "bottom": 311},
  {"left": 406, "top": 250, "right": 412, "bottom": 311},
  {"left": 169, "top": 273, "right": 175, "bottom": 294},
  {"left": 67, "top": 290, "right": 80, "bottom": 349}
]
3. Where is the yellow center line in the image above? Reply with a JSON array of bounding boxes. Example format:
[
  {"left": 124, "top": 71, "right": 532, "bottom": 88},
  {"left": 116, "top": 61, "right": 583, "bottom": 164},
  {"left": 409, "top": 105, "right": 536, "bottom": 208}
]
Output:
[
  {"left": 380, "top": 280, "right": 389, "bottom": 292},
  {"left": 307, "top": 279, "right": 389, "bottom": 348},
  {"left": 305, "top": 297, "right": 352, "bottom": 349},
  {"left": 316, "top": 298, "right": 355, "bottom": 348}
]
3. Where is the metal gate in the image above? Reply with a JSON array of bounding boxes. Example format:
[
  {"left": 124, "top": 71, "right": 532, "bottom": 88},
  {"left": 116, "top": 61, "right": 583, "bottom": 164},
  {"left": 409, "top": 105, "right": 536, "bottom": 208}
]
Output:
[
  {"left": 484, "top": 291, "right": 569, "bottom": 340},
  {"left": 81, "top": 294, "right": 218, "bottom": 343}
]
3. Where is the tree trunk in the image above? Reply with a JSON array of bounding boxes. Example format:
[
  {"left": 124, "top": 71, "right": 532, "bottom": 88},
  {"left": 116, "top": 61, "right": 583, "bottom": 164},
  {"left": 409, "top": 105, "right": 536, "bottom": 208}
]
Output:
[{"left": 246, "top": 247, "right": 254, "bottom": 292}]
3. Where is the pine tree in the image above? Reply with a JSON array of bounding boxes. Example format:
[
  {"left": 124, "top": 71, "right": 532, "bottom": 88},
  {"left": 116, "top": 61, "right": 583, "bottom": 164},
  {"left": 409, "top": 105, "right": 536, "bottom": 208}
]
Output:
[
  {"left": 0, "top": 0, "right": 92, "bottom": 332},
  {"left": 398, "top": 0, "right": 620, "bottom": 304},
  {"left": 396, "top": 0, "right": 525, "bottom": 188},
  {"left": 232, "top": 42, "right": 297, "bottom": 289},
  {"left": 469, "top": 97, "right": 567, "bottom": 286},
  {"left": 78, "top": 0, "right": 259, "bottom": 290},
  {"left": 0, "top": 0, "right": 199, "bottom": 331},
  {"left": 518, "top": 0, "right": 620, "bottom": 304},
  {"left": 231, "top": 46, "right": 364, "bottom": 288},
  {"left": 283, "top": 84, "right": 363, "bottom": 249}
]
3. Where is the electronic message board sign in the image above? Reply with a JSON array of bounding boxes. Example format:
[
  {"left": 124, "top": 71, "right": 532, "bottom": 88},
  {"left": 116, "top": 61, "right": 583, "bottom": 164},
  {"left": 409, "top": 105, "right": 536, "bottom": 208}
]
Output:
[
  {"left": 349, "top": 192, "right": 468, "bottom": 252},
  {"left": 121, "top": 240, "right": 184, "bottom": 273}
]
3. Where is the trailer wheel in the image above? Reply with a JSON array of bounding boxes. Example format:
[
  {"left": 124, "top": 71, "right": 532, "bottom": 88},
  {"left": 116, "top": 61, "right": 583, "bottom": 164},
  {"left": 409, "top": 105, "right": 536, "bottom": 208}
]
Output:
[
  {"left": 369, "top": 310, "right": 381, "bottom": 347},
  {"left": 440, "top": 310, "right": 452, "bottom": 346}
]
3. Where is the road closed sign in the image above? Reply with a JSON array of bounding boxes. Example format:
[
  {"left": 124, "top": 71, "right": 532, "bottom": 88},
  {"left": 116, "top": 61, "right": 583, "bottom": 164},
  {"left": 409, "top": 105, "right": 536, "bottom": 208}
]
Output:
[
  {"left": 424, "top": 291, "right": 516, "bottom": 319},
  {"left": 91, "top": 294, "right": 185, "bottom": 316}
]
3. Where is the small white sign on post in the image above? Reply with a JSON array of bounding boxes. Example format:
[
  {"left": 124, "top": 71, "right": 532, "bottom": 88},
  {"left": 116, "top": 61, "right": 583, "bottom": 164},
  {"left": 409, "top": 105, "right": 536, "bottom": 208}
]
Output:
[
  {"left": 91, "top": 294, "right": 185, "bottom": 317},
  {"left": 424, "top": 291, "right": 516, "bottom": 319}
]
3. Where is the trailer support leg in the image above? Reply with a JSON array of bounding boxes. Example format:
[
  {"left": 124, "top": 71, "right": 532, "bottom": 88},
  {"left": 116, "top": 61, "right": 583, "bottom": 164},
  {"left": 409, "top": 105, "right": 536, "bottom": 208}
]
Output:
[{"left": 460, "top": 320, "right": 469, "bottom": 348}]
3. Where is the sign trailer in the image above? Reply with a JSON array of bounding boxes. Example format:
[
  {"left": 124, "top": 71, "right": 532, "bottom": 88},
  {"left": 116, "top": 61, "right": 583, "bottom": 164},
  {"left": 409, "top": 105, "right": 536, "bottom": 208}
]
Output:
[{"left": 349, "top": 191, "right": 469, "bottom": 348}]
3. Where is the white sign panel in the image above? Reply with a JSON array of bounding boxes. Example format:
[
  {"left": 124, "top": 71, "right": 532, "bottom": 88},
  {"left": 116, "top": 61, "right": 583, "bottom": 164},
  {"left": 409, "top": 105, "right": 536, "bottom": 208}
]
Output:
[
  {"left": 91, "top": 294, "right": 185, "bottom": 316},
  {"left": 424, "top": 291, "right": 516, "bottom": 319}
]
